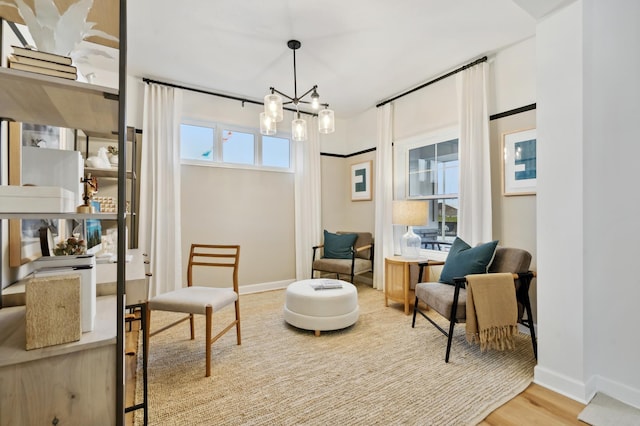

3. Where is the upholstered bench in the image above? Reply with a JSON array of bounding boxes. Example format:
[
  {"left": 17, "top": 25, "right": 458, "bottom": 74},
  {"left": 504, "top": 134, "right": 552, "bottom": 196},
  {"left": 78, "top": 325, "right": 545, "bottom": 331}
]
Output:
[{"left": 283, "top": 279, "right": 359, "bottom": 336}]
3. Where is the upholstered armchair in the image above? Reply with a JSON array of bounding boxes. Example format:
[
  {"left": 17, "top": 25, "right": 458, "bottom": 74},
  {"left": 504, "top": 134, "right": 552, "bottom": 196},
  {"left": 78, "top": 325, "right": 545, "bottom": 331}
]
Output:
[
  {"left": 311, "top": 231, "right": 374, "bottom": 283},
  {"left": 411, "top": 239, "right": 536, "bottom": 362}
]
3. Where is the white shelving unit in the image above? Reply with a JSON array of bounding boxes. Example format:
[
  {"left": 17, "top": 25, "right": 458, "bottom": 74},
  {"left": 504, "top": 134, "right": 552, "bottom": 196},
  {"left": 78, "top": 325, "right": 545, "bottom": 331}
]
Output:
[{"left": 0, "top": 2, "right": 130, "bottom": 424}]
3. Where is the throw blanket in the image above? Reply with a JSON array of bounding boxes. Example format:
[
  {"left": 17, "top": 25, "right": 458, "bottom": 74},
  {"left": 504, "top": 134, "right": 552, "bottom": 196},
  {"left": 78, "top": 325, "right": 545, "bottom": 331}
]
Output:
[{"left": 465, "top": 273, "right": 518, "bottom": 351}]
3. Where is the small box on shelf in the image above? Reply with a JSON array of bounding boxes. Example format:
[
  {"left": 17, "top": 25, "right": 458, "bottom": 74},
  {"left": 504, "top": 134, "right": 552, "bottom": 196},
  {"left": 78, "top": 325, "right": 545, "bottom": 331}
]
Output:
[{"left": 26, "top": 274, "right": 82, "bottom": 350}]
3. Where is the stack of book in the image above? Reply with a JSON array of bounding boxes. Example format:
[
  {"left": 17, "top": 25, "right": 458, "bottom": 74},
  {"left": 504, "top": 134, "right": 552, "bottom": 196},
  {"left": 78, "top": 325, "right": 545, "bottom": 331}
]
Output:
[{"left": 8, "top": 46, "right": 77, "bottom": 80}]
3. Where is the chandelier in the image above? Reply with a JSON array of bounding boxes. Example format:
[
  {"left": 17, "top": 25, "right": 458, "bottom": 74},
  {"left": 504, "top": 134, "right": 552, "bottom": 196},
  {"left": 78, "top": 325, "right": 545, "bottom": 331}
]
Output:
[{"left": 261, "top": 40, "right": 335, "bottom": 141}]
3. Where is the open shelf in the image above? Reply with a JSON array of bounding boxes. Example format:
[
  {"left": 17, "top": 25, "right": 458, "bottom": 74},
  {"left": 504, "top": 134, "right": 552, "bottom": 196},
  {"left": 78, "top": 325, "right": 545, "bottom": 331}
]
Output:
[
  {"left": 0, "top": 67, "right": 118, "bottom": 135},
  {"left": 85, "top": 167, "right": 136, "bottom": 180}
]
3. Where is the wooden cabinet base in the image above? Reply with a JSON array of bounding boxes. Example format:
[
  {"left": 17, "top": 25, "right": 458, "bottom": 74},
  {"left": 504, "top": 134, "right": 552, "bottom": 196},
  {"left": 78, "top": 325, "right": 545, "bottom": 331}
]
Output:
[{"left": 0, "top": 345, "right": 116, "bottom": 425}]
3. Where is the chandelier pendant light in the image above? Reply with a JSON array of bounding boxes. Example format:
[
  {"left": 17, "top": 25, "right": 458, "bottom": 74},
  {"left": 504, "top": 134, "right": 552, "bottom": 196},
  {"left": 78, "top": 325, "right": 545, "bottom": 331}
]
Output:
[{"left": 261, "top": 40, "right": 335, "bottom": 140}]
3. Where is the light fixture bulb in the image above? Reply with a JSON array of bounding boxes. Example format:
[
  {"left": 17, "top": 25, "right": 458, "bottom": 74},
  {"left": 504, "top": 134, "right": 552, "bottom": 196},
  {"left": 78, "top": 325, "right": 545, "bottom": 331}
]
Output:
[
  {"left": 260, "top": 112, "right": 276, "bottom": 135},
  {"left": 264, "top": 93, "right": 284, "bottom": 122},
  {"left": 311, "top": 89, "right": 320, "bottom": 110},
  {"left": 318, "top": 108, "right": 335, "bottom": 134},
  {"left": 292, "top": 115, "right": 307, "bottom": 141}
]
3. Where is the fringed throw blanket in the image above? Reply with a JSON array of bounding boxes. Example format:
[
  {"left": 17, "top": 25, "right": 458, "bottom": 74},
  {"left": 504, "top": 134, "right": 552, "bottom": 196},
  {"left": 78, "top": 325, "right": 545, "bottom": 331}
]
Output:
[{"left": 465, "top": 273, "right": 518, "bottom": 351}]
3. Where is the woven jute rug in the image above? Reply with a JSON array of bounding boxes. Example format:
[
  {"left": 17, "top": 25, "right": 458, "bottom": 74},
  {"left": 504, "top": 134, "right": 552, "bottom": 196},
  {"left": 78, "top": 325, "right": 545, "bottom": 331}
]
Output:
[{"left": 134, "top": 282, "right": 535, "bottom": 425}]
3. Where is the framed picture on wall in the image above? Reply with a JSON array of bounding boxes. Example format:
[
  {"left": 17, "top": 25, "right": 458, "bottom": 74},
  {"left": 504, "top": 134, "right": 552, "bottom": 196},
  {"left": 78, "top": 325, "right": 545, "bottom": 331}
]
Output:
[
  {"left": 502, "top": 128, "right": 537, "bottom": 196},
  {"left": 351, "top": 160, "right": 372, "bottom": 201}
]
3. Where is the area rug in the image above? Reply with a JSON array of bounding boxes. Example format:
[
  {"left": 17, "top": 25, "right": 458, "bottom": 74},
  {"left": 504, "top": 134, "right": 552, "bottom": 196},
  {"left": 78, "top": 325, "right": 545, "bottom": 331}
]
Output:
[
  {"left": 134, "top": 282, "right": 536, "bottom": 425},
  {"left": 578, "top": 393, "right": 640, "bottom": 426}
]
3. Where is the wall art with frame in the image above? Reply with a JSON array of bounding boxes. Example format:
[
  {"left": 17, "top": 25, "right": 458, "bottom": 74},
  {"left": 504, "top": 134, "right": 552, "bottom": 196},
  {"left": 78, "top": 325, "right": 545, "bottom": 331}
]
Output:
[
  {"left": 351, "top": 160, "right": 372, "bottom": 201},
  {"left": 502, "top": 128, "right": 537, "bottom": 196}
]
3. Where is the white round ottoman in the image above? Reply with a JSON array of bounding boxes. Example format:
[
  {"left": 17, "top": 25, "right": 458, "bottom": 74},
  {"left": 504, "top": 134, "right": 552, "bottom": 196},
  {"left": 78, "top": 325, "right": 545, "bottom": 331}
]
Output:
[{"left": 284, "top": 279, "right": 359, "bottom": 336}]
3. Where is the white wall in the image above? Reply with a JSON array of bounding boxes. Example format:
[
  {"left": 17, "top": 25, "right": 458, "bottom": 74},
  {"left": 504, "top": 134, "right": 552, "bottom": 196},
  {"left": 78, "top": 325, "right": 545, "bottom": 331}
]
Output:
[
  {"left": 492, "top": 36, "right": 536, "bottom": 113},
  {"left": 582, "top": 0, "right": 640, "bottom": 407},
  {"left": 535, "top": 0, "right": 640, "bottom": 408}
]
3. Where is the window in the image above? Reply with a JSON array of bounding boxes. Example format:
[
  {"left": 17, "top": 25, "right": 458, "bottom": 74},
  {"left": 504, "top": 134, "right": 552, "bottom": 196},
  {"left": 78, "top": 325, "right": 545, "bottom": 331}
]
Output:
[
  {"left": 180, "top": 124, "right": 215, "bottom": 161},
  {"left": 395, "top": 128, "right": 459, "bottom": 251},
  {"left": 180, "top": 122, "right": 291, "bottom": 171}
]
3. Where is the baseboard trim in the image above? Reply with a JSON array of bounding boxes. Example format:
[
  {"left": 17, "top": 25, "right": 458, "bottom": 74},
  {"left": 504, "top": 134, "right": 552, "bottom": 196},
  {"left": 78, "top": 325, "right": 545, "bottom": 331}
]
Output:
[
  {"left": 586, "top": 374, "right": 640, "bottom": 410},
  {"left": 534, "top": 365, "right": 589, "bottom": 404},
  {"left": 238, "top": 279, "right": 294, "bottom": 295}
]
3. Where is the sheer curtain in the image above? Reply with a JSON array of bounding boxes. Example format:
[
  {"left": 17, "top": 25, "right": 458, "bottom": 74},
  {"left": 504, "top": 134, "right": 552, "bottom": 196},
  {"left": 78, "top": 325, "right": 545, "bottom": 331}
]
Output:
[
  {"left": 139, "top": 83, "right": 184, "bottom": 297},
  {"left": 457, "top": 62, "right": 492, "bottom": 245},
  {"left": 294, "top": 116, "right": 322, "bottom": 280},
  {"left": 373, "top": 103, "right": 394, "bottom": 290}
]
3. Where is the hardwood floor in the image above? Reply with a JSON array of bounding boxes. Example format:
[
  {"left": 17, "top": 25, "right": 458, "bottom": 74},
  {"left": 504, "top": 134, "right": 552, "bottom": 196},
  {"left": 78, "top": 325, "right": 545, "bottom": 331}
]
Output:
[
  {"left": 479, "top": 383, "right": 589, "bottom": 425},
  {"left": 125, "top": 320, "right": 588, "bottom": 426}
]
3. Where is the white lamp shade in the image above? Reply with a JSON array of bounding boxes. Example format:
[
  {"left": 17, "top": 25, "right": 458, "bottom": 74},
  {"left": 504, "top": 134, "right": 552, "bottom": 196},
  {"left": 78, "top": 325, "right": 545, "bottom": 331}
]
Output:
[
  {"left": 264, "top": 93, "right": 284, "bottom": 122},
  {"left": 392, "top": 200, "right": 428, "bottom": 225},
  {"left": 260, "top": 112, "right": 276, "bottom": 135},
  {"left": 318, "top": 109, "right": 335, "bottom": 134},
  {"left": 292, "top": 117, "right": 307, "bottom": 141}
]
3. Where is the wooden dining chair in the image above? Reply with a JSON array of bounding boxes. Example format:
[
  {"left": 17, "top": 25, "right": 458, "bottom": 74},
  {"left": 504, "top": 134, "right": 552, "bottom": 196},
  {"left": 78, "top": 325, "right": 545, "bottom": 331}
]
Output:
[{"left": 146, "top": 244, "right": 241, "bottom": 377}]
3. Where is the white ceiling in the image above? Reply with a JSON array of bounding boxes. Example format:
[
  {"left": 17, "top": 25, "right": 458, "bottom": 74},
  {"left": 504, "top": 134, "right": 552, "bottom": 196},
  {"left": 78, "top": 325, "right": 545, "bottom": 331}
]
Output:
[{"left": 123, "top": 1, "right": 555, "bottom": 119}]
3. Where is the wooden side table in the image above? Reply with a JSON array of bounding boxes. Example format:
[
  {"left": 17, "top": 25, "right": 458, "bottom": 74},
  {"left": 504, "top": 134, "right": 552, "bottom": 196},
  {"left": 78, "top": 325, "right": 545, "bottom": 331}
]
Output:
[{"left": 384, "top": 256, "right": 444, "bottom": 315}]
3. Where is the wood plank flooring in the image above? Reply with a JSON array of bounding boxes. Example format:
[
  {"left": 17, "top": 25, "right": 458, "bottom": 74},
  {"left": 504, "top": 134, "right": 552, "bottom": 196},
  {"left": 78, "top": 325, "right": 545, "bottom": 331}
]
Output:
[
  {"left": 479, "top": 383, "right": 588, "bottom": 425},
  {"left": 125, "top": 325, "right": 588, "bottom": 426}
]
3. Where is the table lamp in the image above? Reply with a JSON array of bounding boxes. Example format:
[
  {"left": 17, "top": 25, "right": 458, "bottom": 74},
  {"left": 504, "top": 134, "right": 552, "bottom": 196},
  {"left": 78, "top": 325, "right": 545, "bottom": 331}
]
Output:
[{"left": 392, "top": 200, "right": 428, "bottom": 258}]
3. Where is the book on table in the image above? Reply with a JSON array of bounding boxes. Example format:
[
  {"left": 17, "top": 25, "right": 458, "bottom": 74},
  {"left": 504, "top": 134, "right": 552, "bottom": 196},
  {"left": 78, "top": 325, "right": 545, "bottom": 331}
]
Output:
[
  {"left": 8, "top": 54, "right": 77, "bottom": 73},
  {"left": 11, "top": 45, "right": 73, "bottom": 65},
  {"left": 310, "top": 280, "right": 344, "bottom": 290}
]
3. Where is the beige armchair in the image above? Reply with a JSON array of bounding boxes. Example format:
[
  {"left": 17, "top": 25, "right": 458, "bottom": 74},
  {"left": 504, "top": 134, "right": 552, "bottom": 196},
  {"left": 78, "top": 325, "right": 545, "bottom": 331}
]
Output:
[
  {"left": 311, "top": 231, "right": 374, "bottom": 283},
  {"left": 412, "top": 244, "right": 536, "bottom": 362}
]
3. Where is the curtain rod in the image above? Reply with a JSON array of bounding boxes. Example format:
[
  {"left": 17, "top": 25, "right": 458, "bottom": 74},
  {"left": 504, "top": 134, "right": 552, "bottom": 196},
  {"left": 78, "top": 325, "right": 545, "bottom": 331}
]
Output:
[
  {"left": 376, "top": 56, "right": 488, "bottom": 108},
  {"left": 142, "top": 77, "right": 316, "bottom": 116}
]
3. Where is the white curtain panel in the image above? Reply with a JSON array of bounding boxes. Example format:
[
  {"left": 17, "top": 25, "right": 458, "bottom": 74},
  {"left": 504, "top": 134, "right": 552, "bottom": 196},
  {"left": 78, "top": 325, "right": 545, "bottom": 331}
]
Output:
[
  {"left": 294, "top": 116, "right": 322, "bottom": 280},
  {"left": 140, "top": 83, "right": 184, "bottom": 297},
  {"left": 373, "top": 103, "right": 394, "bottom": 291},
  {"left": 457, "top": 62, "right": 493, "bottom": 245}
]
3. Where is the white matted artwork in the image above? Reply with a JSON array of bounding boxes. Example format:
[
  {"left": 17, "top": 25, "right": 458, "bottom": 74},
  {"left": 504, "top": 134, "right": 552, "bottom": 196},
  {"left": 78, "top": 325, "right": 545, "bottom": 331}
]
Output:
[
  {"left": 351, "top": 160, "right": 372, "bottom": 201},
  {"left": 502, "top": 128, "right": 536, "bottom": 196}
]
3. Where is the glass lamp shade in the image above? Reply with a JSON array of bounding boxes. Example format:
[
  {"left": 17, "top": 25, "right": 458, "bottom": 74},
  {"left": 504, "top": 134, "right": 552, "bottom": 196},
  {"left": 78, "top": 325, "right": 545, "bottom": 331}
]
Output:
[
  {"left": 264, "top": 93, "right": 284, "bottom": 122},
  {"left": 292, "top": 117, "right": 307, "bottom": 141},
  {"left": 260, "top": 112, "right": 276, "bottom": 135},
  {"left": 318, "top": 109, "right": 335, "bottom": 134}
]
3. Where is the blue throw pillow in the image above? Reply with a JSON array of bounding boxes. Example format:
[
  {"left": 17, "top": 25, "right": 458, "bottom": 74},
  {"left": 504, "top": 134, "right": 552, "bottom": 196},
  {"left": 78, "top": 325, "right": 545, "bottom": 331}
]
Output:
[
  {"left": 323, "top": 230, "right": 357, "bottom": 259},
  {"left": 439, "top": 237, "right": 499, "bottom": 285}
]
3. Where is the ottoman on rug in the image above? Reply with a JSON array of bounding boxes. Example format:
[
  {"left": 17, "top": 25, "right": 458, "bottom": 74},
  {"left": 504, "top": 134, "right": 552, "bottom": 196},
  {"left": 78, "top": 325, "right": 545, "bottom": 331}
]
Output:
[{"left": 284, "top": 279, "right": 359, "bottom": 336}]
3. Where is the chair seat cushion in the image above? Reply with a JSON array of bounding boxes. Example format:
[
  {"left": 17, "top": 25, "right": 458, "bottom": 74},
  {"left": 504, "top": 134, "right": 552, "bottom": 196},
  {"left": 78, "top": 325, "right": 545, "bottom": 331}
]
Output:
[
  {"left": 313, "top": 257, "right": 372, "bottom": 275},
  {"left": 149, "top": 286, "right": 238, "bottom": 315},
  {"left": 415, "top": 282, "right": 466, "bottom": 322}
]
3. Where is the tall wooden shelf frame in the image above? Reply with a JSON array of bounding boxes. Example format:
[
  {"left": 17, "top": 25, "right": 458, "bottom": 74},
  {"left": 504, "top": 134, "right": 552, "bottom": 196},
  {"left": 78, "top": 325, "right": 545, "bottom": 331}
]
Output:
[{"left": 0, "top": 1, "right": 129, "bottom": 424}]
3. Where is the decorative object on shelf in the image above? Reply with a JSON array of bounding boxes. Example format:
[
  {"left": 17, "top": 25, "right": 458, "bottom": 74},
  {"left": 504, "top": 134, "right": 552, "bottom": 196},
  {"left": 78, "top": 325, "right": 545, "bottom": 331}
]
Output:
[
  {"left": 107, "top": 145, "right": 119, "bottom": 165},
  {"left": 0, "top": 0, "right": 118, "bottom": 59},
  {"left": 502, "top": 128, "right": 537, "bottom": 196},
  {"left": 85, "top": 146, "right": 111, "bottom": 168},
  {"left": 52, "top": 235, "right": 87, "bottom": 256},
  {"left": 392, "top": 200, "right": 428, "bottom": 258},
  {"left": 261, "top": 40, "right": 335, "bottom": 141},
  {"left": 351, "top": 160, "right": 372, "bottom": 201},
  {"left": 77, "top": 175, "right": 98, "bottom": 213}
]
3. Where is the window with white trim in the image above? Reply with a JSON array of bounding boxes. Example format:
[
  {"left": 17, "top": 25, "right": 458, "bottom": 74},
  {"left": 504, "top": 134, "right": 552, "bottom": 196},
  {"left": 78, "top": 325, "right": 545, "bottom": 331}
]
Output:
[
  {"left": 180, "top": 122, "right": 291, "bottom": 171},
  {"left": 395, "top": 128, "right": 459, "bottom": 252}
]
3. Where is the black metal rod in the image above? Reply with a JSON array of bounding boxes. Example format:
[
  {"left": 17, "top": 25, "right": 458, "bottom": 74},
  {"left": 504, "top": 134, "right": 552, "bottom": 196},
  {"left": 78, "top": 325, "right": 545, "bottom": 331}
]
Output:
[
  {"left": 142, "top": 78, "right": 317, "bottom": 117},
  {"left": 116, "top": 0, "right": 127, "bottom": 424},
  {"left": 376, "top": 56, "right": 488, "bottom": 108},
  {"left": 292, "top": 48, "right": 298, "bottom": 100}
]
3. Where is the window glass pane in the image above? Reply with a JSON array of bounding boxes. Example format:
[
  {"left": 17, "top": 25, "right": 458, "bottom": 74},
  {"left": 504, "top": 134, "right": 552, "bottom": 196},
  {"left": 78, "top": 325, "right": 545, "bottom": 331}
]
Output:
[
  {"left": 262, "top": 136, "right": 290, "bottom": 168},
  {"left": 413, "top": 197, "right": 458, "bottom": 250},
  {"left": 180, "top": 124, "right": 214, "bottom": 161},
  {"left": 408, "top": 145, "right": 436, "bottom": 197},
  {"left": 222, "top": 129, "right": 254, "bottom": 165},
  {"left": 409, "top": 139, "right": 459, "bottom": 197}
]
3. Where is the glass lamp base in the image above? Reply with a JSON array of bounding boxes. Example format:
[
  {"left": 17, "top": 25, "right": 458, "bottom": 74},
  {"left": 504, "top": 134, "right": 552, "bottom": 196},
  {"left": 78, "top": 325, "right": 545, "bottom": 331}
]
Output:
[{"left": 400, "top": 227, "right": 421, "bottom": 258}]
